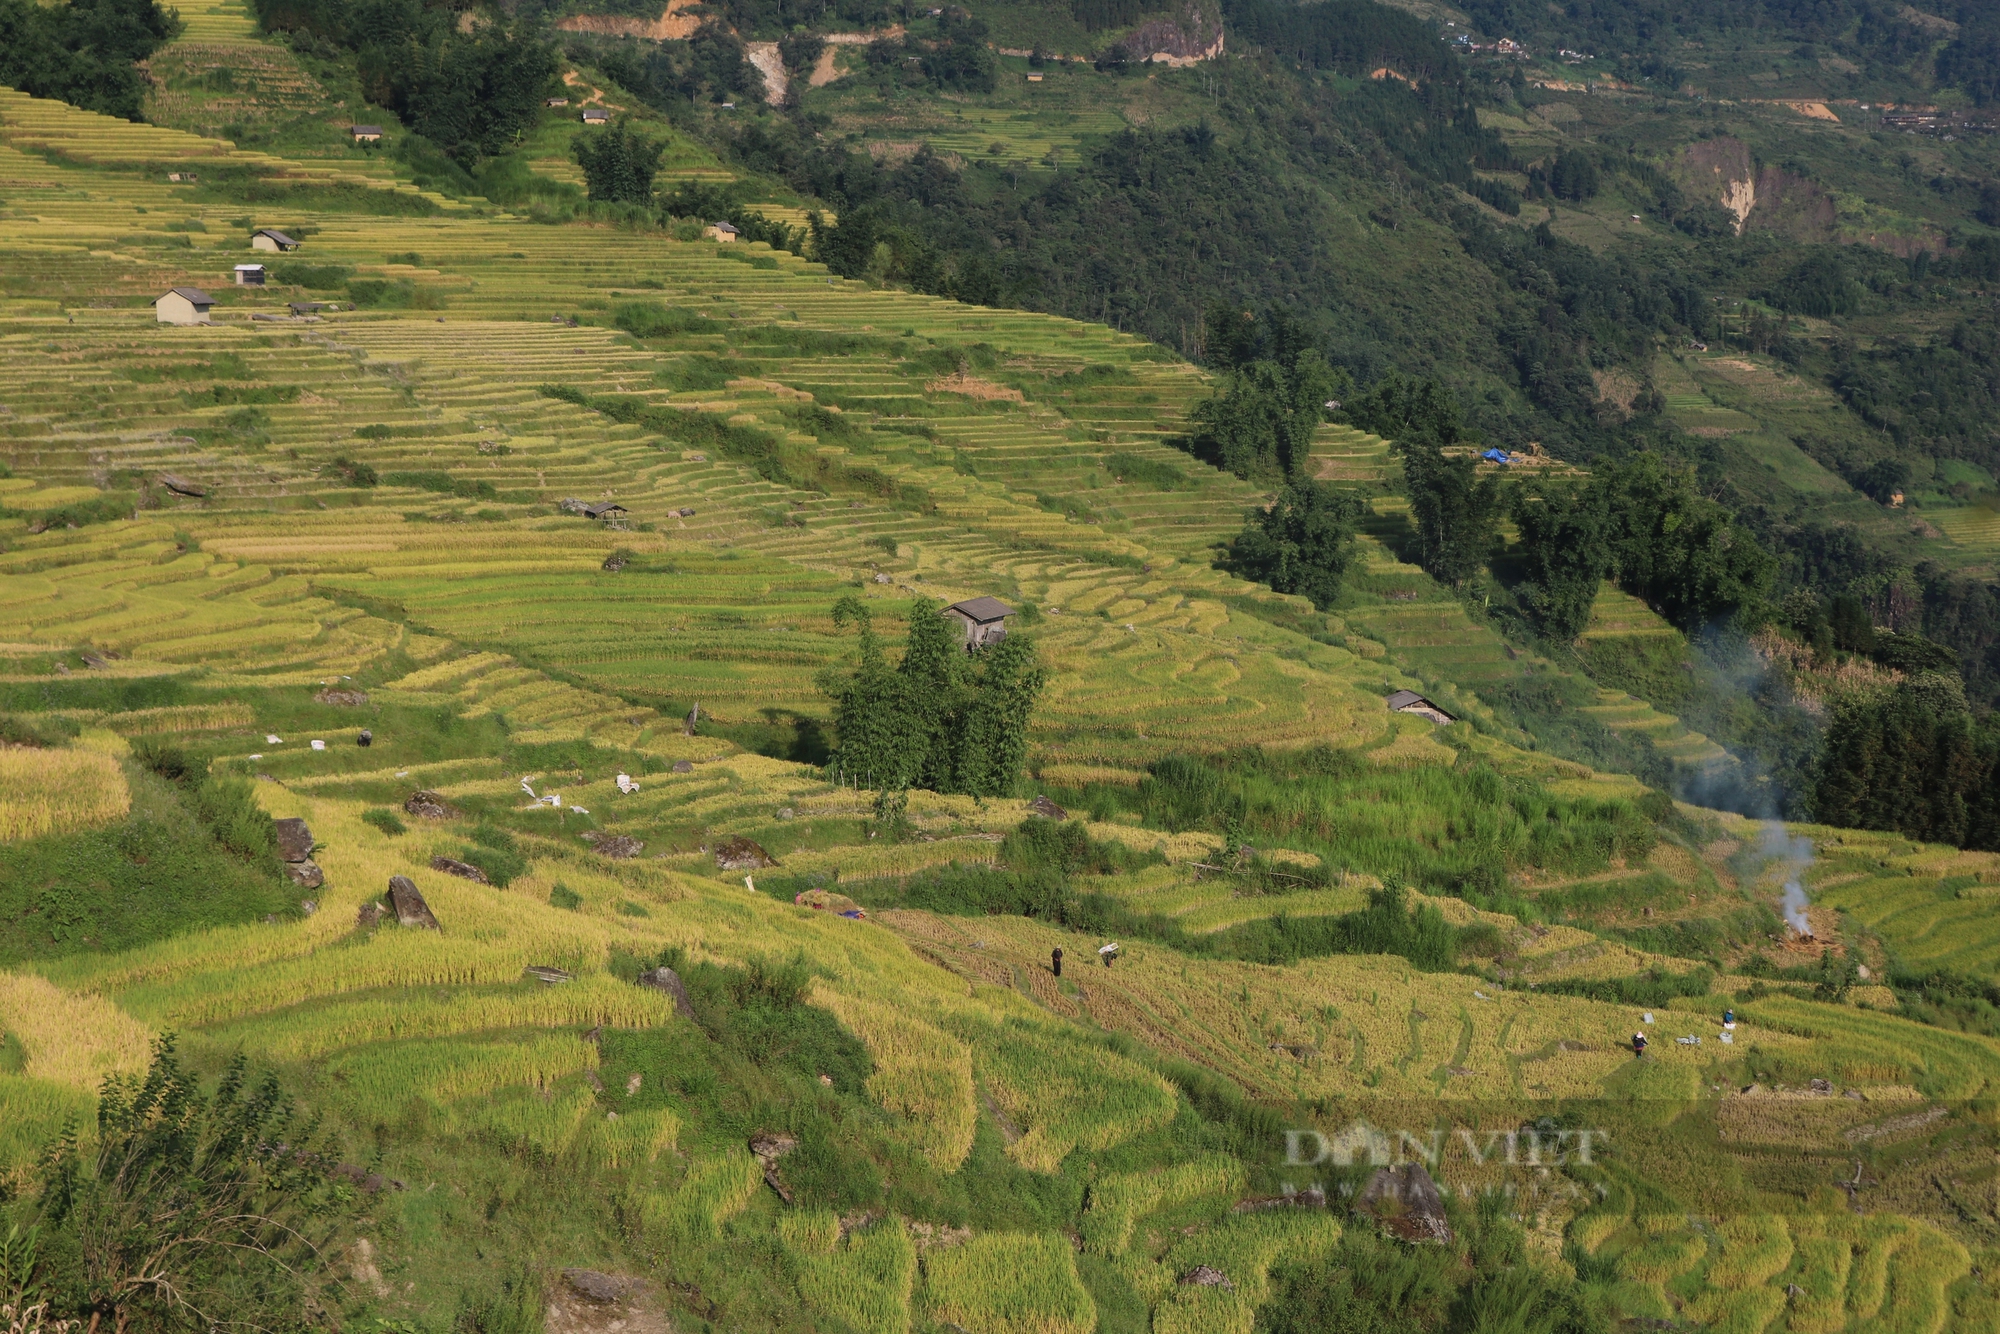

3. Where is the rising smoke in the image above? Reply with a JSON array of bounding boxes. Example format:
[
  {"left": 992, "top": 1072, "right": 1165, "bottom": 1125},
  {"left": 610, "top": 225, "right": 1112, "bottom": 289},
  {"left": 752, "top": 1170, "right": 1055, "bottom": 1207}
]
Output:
[{"left": 1759, "top": 819, "right": 1816, "bottom": 934}]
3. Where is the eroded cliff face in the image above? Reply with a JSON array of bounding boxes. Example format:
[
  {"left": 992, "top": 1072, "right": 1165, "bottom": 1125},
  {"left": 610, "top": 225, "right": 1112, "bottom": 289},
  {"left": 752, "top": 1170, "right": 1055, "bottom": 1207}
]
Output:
[
  {"left": 554, "top": 0, "right": 702, "bottom": 41},
  {"left": 1123, "top": 0, "right": 1224, "bottom": 65},
  {"left": 1679, "top": 136, "right": 1833, "bottom": 241}
]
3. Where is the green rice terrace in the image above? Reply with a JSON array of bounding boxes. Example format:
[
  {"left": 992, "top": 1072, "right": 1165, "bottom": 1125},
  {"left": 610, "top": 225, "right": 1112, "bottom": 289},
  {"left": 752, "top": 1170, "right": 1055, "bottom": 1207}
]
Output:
[{"left": 2, "top": 84, "right": 2000, "bottom": 1334}]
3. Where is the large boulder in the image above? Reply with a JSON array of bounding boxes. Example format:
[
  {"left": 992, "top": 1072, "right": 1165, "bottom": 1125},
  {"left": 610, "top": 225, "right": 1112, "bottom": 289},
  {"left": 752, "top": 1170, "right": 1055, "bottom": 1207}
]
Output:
[
  {"left": 713, "top": 836, "right": 777, "bottom": 871},
  {"left": 430, "top": 855, "right": 489, "bottom": 884},
  {"left": 1026, "top": 794, "right": 1068, "bottom": 820},
  {"left": 637, "top": 966, "right": 698, "bottom": 1022},
  {"left": 314, "top": 688, "right": 368, "bottom": 707},
  {"left": 386, "top": 875, "right": 441, "bottom": 930},
  {"left": 403, "top": 790, "right": 457, "bottom": 820},
  {"left": 584, "top": 831, "right": 643, "bottom": 859},
  {"left": 1357, "top": 1163, "right": 1452, "bottom": 1243},
  {"left": 272, "top": 817, "right": 315, "bottom": 863},
  {"left": 286, "top": 860, "right": 325, "bottom": 890}
]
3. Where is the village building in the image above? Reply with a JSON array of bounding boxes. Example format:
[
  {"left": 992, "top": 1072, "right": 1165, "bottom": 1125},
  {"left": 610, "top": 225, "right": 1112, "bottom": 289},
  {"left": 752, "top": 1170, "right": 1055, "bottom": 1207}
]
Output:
[
  {"left": 581, "top": 108, "right": 610, "bottom": 124},
  {"left": 1385, "top": 689, "right": 1455, "bottom": 726},
  {"left": 155, "top": 287, "right": 214, "bottom": 325},
  {"left": 581, "top": 501, "right": 627, "bottom": 520},
  {"left": 703, "top": 221, "right": 740, "bottom": 242},
  {"left": 350, "top": 125, "right": 382, "bottom": 143},
  {"left": 944, "top": 596, "right": 1013, "bottom": 651},
  {"left": 234, "top": 264, "right": 266, "bottom": 286},
  {"left": 251, "top": 228, "right": 298, "bottom": 251},
  {"left": 546, "top": 96, "right": 569, "bottom": 106}
]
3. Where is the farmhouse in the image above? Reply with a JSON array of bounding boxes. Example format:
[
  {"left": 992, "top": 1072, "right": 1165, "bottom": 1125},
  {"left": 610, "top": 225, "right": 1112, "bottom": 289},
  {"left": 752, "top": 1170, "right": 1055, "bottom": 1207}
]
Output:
[
  {"left": 154, "top": 287, "right": 214, "bottom": 325},
  {"left": 582, "top": 109, "right": 610, "bottom": 124},
  {"left": 234, "top": 264, "right": 266, "bottom": 286},
  {"left": 1385, "top": 689, "right": 1455, "bottom": 725},
  {"left": 703, "top": 221, "right": 740, "bottom": 242},
  {"left": 350, "top": 125, "right": 382, "bottom": 142},
  {"left": 546, "top": 96, "right": 569, "bottom": 106},
  {"left": 251, "top": 228, "right": 298, "bottom": 251},
  {"left": 1027, "top": 72, "right": 1044, "bottom": 81},
  {"left": 582, "top": 502, "right": 627, "bottom": 520},
  {"left": 944, "top": 596, "right": 1013, "bottom": 650}
]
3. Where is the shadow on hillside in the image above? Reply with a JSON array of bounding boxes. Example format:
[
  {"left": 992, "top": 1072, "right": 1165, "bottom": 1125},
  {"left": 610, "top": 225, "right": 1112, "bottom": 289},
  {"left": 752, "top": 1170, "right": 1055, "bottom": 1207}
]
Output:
[{"left": 702, "top": 709, "right": 831, "bottom": 766}]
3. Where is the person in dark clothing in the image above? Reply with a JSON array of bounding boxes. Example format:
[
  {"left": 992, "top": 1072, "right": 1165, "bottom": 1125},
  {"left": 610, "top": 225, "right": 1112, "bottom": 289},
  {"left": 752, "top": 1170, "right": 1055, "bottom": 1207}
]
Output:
[{"left": 1051, "top": 947, "right": 1062, "bottom": 977}]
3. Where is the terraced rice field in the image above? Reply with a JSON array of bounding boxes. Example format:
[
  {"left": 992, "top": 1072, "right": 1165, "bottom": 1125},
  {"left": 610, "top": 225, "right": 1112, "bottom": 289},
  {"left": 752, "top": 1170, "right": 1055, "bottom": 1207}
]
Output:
[
  {"left": 5, "top": 98, "right": 2000, "bottom": 1334},
  {"left": 1802, "top": 829, "right": 2000, "bottom": 977},
  {"left": 1574, "top": 588, "right": 1734, "bottom": 770},
  {"left": 1929, "top": 500, "right": 2000, "bottom": 569}
]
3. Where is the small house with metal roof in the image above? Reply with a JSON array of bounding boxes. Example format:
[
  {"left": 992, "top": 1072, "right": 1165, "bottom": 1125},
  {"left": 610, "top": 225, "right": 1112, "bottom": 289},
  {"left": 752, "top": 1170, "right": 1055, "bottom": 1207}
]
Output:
[
  {"left": 155, "top": 287, "right": 214, "bottom": 324},
  {"left": 1385, "top": 689, "right": 1455, "bottom": 725},
  {"left": 945, "top": 597, "right": 1014, "bottom": 650}
]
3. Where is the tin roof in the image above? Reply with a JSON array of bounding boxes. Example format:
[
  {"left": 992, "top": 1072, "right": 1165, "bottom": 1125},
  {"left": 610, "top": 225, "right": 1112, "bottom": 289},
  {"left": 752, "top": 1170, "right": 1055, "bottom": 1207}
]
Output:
[
  {"left": 947, "top": 596, "right": 1014, "bottom": 623},
  {"left": 164, "top": 287, "right": 214, "bottom": 304}
]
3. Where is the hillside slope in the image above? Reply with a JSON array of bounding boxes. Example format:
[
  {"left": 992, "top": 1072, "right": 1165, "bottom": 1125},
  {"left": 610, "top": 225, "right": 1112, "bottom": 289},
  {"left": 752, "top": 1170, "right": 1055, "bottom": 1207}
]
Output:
[{"left": 2, "top": 73, "right": 2000, "bottom": 1334}]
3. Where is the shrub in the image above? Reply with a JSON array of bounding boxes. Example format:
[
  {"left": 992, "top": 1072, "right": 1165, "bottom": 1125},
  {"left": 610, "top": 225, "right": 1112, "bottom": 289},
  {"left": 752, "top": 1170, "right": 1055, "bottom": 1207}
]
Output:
[
  {"left": 189, "top": 775, "right": 277, "bottom": 860},
  {"left": 549, "top": 882, "right": 581, "bottom": 910},
  {"left": 360, "top": 807, "right": 405, "bottom": 837},
  {"left": 326, "top": 457, "right": 378, "bottom": 487},
  {"left": 1104, "top": 451, "right": 1191, "bottom": 490},
  {"left": 457, "top": 825, "right": 527, "bottom": 886},
  {"left": 35, "top": 1038, "right": 333, "bottom": 1333},
  {"left": 269, "top": 261, "right": 351, "bottom": 288}
]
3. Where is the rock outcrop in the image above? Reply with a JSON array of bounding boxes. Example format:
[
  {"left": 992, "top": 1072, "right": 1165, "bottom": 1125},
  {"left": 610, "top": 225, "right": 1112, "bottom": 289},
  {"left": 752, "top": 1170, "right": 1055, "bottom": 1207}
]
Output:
[
  {"left": 430, "top": 855, "right": 489, "bottom": 883},
  {"left": 404, "top": 790, "right": 457, "bottom": 819},
  {"left": 387, "top": 875, "right": 441, "bottom": 930},
  {"left": 1357, "top": 1162, "right": 1452, "bottom": 1243},
  {"left": 714, "top": 836, "right": 777, "bottom": 870}
]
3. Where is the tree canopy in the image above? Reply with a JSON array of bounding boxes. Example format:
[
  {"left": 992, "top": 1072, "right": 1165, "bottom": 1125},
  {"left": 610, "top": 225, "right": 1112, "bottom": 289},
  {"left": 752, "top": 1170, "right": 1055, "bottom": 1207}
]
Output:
[
  {"left": 254, "top": 0, "right": 555, "bottom": 162},
  {"left": 1510, "top": 479, "right": 1612, "bottom": 641},
  {"left": 1230, "top": 479, "right": 1364, "bottom": 611},
  {"left": 820, "top": 596, "right": 1046, "bottom": 798},
  {"left": 1176, "top": 305, "right": 1343, "bottom": 482},
  {"left": 574, "top": 123, "right": 666, "bottom": 205},
  {"left": 0, "top": 0, "right": 181, "bottom": 121}
]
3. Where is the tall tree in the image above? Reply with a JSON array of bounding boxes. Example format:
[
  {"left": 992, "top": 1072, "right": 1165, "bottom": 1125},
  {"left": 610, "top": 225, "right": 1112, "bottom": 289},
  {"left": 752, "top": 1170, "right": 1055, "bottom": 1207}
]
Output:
[
  {"left": 574, "top": 123, "right": 666, "bottom": 204},
  {"left": 1597, "top": 454, "right": 1776, "bottom": 632},
  {"left": 1176, "top": 306, "right": 1344, "bottom": 481},
  {"left": 1510, "top": 480, "right": 1611, "bottom": 641},
  {"left": 821, "top": 597, "right": 1045, "bottom": 798},
  {"left": 1400, "top": 437, "right": 1500, "bottom": 588},
  {"left": 1229, "top": 479, "right": 1364, "bottom": 610}
]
